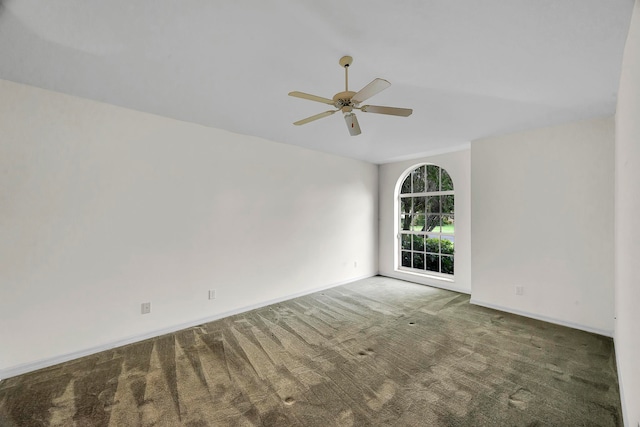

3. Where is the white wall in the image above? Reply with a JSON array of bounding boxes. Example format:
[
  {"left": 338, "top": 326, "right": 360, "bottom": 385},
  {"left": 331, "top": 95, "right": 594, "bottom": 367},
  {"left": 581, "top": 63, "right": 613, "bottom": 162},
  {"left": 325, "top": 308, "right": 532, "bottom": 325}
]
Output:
[
  {"left": 378, "top": 149, "right": 471, "bottom": 293},
  {"left": 615, "top": 1, "right": 640, "bottom": 425},
  {"left": 0, "top": 80, "right": 378, "bottom": 377},
  {"left": 470, "top": 117, "right": 615, "bottom": 335}
]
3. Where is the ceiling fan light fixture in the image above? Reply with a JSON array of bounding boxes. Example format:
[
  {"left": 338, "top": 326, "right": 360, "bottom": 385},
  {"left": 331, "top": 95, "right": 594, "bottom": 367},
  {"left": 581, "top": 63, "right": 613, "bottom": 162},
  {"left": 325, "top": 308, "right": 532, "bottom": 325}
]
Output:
[{"left": 344, "top": 112, "right": 361, "bottom": 136}]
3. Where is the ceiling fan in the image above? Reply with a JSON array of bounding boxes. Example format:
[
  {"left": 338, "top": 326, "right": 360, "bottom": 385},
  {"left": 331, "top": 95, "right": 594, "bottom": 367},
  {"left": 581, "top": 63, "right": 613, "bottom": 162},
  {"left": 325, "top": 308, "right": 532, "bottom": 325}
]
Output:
[{"left": 288, "top": 56, "right": 413, "bottom": 136}]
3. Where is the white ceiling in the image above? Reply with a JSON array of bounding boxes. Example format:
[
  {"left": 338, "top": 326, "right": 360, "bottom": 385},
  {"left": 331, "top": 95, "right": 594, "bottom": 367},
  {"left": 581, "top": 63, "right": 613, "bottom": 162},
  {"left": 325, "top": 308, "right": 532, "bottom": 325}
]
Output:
[{"left": 0, "top": 1, "right": 634, "bottom": 164}]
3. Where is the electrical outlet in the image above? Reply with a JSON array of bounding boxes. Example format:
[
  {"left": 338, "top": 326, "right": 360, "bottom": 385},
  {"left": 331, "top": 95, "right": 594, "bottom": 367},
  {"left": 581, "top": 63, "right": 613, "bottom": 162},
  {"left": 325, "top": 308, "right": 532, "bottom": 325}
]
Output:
[
  {"left": 208, "top": 290, "right": 216, "bottom": 300},
  {"left": 141, "top": 302, "right": 151, "bottom": 314},
  {"left": 354, "top": 261, "right": 358, "bottom": 268},
  {"left": 515, "top": 286, "right": 524, "bottom": 296}
]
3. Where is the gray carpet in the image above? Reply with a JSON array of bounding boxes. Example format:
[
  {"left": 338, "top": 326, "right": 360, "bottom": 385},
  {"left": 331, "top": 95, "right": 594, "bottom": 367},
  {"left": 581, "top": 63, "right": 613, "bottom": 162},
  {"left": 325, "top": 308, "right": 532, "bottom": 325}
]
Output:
[{"left": 0, "top": 276, "right": 622, "bottom": 426}]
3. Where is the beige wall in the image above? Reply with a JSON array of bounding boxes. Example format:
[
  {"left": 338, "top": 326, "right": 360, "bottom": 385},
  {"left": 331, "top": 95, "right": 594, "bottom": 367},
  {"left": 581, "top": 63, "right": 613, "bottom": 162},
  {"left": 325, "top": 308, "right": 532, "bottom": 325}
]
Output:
[
  {"left": 615, "top": 1, "right": 640, "bottom": 425},
  {"left": 470, "top": 117, "right": 615, "bottom": 336},
  {"left": 0, "top": 79, "right": 379, "bottom": 377}
]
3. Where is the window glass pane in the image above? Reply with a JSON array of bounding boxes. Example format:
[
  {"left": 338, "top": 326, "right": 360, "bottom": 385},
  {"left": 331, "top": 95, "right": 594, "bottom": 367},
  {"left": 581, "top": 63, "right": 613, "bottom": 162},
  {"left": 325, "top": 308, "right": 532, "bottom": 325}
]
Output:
[
  {"left": 426, "top": 254, "right": 439, "bottom": 272},
  {"left": 413, "top": 252, "right": 425, "bottom": 270},
  {"left": 401, "top": 234, "right": 412, "bottom": 250},
  {"left": 400, "top": 214, "right": 412, "bottom": 231},
  {"left": 425, "top": 214, "right": 441, "bottom": 232},
  {"left": 427, "top": 196, "right": 441, "bottom": 214},
  {"left": 412, "top": 166, "right": 425, "bottom": 193},
  {"left": 442, "top": 215, "right": 454, "bottom": 234},
  {"left": 441, "top": 255, "right": 454, "bottom": 274},
  {"left": 401, "top": 197, "right": 411, "bottom": 214},
  {"left": 400, "top": 176, "right": 412, "bottom": 194},
  {"left": 426, "top": 165, "right": 440, "bottom": 192},
  {"left": 413, "top": 214, "right": 425, "bottom": 231},
  {"left": 412, "top": 234, "right": 425, "bottom": 251},
  {"left": 401, "top": 251, "right": 412, "bottom": 267},
  {"left": 441, "top": 170, "right": 454, "bottom": 191},
  {"left": 413, "top": 197, "right": 425, "bottom": 214},
  {"left": 442, "top": 195, "right": 454, "bottom": 214},
  {"left": 441, "top": 238, "right": 454, "bottom": 255},
  {"left": 425, "top": 236, "right": 439, "bottom": 254}
]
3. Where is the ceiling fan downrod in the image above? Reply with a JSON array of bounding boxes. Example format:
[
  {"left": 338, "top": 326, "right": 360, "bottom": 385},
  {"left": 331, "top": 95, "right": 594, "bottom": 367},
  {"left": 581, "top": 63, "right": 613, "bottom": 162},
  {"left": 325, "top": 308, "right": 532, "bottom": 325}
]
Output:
[{"left": 339, "top": 55, "right": 353, "bottom": 92}]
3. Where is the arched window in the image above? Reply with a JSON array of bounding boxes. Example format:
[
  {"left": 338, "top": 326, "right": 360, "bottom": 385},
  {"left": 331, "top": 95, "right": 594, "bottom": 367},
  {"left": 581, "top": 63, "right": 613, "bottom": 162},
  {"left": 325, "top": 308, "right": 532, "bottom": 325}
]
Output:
[{"left": 398, "top": 164, "right": 454, "bottom": 276}]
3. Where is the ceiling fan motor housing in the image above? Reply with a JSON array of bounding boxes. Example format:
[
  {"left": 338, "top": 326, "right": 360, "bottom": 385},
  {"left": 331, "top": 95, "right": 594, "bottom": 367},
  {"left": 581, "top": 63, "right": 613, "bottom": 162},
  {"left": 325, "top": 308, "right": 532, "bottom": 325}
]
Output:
[{"left": 333, "top": 91, "right": 357, "bottom": 108}]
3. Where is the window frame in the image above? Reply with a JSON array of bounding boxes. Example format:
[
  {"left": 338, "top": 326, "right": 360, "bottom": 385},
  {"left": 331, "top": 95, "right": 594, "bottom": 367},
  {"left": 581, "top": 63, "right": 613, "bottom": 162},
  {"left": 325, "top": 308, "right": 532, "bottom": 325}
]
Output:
[{"left": 396, "top": 164, "right": 455, "bottom": 279}]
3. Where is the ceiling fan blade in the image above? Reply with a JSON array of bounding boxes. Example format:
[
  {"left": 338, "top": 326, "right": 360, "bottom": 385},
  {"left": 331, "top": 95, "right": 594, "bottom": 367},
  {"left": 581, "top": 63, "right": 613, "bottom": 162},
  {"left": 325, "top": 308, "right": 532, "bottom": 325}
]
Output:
[
  {"left": 288, "top": 91, "right": 335, "bottom": 105},
  {"left": 293, "top": 110, "right": 337, "bottom": 126},
  {"left": 351, "top": 78, "right": 391, "bottom": 104},
  {"left": 344, "top": 113, "right": 362, "bottom": 136},
  {"left": 361, "top": 105, "right": 413, "bottom": 117}
]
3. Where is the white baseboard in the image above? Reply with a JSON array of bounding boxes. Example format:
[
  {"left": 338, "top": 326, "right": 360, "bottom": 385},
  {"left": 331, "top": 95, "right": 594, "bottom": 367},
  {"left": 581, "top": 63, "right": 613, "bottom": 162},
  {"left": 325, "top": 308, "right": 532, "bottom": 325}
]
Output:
[
  {"left": 470, "top": 298, "right": 614, "bottom": 338},
  {"left": 0, "top": 274, "right": 375, "bottom": 381}
]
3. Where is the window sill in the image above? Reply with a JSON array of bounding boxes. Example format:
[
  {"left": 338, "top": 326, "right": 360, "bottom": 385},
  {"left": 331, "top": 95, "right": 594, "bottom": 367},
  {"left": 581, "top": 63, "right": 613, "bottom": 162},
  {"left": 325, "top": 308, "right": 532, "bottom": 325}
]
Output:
[{"left": 396, "top": 268, "right": 455, "bottom": 283}]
